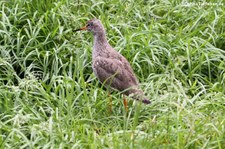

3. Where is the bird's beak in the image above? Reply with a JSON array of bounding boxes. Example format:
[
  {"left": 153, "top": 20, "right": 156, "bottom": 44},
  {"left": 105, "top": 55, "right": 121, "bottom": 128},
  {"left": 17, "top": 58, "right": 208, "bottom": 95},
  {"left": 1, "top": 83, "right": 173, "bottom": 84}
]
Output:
[{"left": 74, "top": 26, "right": 87, "bottom": 32}]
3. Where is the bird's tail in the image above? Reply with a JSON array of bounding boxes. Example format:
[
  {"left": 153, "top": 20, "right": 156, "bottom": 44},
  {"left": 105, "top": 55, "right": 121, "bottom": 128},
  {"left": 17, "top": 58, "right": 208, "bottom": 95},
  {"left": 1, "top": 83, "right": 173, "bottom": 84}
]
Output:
[
  {"left": 142, "top": 97, "right": 151, "bottom": 104},
  {"left": 130, "top": 89, "right": 151, "bottom": 104}
]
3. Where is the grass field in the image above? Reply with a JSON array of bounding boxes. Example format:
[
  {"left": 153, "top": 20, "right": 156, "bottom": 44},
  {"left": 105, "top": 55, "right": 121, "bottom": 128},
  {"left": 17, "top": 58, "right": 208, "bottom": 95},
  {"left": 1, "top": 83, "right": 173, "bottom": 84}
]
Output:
[{"left": 1, "top": 0, "right": 225, "bottom": 148}]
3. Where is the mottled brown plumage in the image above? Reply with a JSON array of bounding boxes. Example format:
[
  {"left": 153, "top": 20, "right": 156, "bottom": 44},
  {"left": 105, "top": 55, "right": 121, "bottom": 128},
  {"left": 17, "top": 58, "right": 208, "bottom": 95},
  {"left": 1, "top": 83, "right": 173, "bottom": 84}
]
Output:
[{"left": 75, "top": 19, "right": 150, "bottom": 104}]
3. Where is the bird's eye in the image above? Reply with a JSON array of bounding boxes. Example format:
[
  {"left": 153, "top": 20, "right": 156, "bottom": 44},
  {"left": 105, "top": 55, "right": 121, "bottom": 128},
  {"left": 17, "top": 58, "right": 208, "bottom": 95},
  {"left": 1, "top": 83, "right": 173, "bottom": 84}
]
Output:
[{"left": 87, "top": 22, "right": 93, "bottom": 27}]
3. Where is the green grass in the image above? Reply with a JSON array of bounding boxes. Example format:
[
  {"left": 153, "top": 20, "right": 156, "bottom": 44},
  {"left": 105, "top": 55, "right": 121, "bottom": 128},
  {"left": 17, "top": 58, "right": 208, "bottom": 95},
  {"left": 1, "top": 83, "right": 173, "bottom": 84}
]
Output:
[{"left": 1, "top": 0, "right": 225, "bottom": 148}]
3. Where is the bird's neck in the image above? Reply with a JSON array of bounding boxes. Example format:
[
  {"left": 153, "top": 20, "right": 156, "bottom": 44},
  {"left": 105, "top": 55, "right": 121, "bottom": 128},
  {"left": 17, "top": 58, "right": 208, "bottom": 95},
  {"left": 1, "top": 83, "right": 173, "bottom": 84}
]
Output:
[
  {"left": 94, "top": 32, "right": 108, "bottom": 44},
  {"left": 93, "top": 33, "right": 109, "bottom": 50},
  {"left": 93, "top": 33, "right": 112, "bottom": 58}
]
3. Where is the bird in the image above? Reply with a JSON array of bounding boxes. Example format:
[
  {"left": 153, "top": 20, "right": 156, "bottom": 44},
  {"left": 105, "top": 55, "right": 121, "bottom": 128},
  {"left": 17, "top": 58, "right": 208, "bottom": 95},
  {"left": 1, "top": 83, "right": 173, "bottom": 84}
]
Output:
[{"left": 75, "top": 19, "right": 150, "bottom": 110}]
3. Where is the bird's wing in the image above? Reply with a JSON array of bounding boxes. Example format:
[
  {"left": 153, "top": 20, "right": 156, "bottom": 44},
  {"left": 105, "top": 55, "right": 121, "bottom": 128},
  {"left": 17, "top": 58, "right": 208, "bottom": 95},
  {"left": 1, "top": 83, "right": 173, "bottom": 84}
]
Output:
[
  {"left": 120, "top": 56, "right": 139, "bottom": 83},
  {"left": 93, "top": 56, "right": 138, "bottom": 91}
]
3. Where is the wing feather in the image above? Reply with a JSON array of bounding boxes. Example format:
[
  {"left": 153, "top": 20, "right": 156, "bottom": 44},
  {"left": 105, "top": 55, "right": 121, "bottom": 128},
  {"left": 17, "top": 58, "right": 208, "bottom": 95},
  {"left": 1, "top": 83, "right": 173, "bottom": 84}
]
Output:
[{"left": 92, "top": 56, "right": 138, "bottom": 92}]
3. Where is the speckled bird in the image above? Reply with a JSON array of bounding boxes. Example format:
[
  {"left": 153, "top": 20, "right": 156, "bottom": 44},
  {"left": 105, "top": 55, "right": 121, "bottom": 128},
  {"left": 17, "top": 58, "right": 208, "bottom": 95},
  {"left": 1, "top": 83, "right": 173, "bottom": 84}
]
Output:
[{"left": 75, "top": 19, "right": 150, "bottom": 104}]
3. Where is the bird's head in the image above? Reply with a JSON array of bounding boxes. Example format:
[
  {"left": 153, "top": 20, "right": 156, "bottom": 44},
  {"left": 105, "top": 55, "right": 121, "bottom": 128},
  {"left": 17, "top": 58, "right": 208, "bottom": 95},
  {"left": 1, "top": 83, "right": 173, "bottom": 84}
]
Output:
[{"left": 75, "top": 19, "right": 105, "bottom": 35}]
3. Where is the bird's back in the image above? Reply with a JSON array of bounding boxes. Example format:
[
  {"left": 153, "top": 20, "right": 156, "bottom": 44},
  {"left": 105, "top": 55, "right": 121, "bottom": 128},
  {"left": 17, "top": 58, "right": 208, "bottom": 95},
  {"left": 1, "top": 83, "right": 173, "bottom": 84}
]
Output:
[{"left": 92, "top": 43, "right": 139, "bottom": 95}]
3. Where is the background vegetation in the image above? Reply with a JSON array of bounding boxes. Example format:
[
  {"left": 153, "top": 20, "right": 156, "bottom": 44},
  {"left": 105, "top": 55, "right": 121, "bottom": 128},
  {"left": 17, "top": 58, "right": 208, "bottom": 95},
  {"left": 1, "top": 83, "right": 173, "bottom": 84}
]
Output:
[{"left": 0, "top": 0, "right": 225, "bottom": 148}]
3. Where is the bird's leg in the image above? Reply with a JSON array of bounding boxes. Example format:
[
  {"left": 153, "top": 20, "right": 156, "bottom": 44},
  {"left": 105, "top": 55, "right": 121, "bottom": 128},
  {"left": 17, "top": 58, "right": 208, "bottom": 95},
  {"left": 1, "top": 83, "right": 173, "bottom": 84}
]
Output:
[
  {"left": 108, "top": 92, "right": 112, "bottom": 114},
  {"left": 123, "top": 95, "right": 128, "bottom": 113}
]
